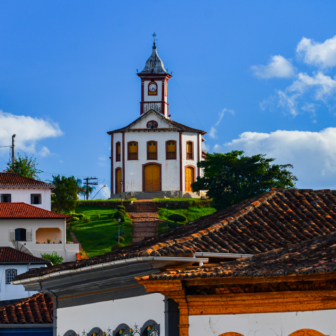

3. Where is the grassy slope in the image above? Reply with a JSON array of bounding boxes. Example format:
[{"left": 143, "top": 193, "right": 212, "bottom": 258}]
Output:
[
  {"left": 69, "top": 205, "right": 133, "bottom": 258},
  {"left": 68, "top": 205, "right": 217, "bottom": 257}
]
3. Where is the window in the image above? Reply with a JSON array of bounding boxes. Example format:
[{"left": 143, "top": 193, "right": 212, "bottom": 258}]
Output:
[
  {"left": 0, "top": 194, "right": 11, "bottom": 203},
  {"left": 147, "top": 120, "right": 158, "bottom": 129},
  {"left": 128, "top": 141, "right": 138, "bottom": 160},
  {"left": 6, "top": 269, "right": 17, "bottom": 284},
  {"left": 166, "top": 141, "right": 176, "bottom": 160},
  {"left": 186, "top": 141, "right": 193, "bottom": 160},
  {"left": 147, "top": 141, "right": 158, "bottom": 160},
  {"left": 15, "top": 228, "right": 26, "bottom": 241},
  {"left": 31, "top": 194, "right": 41, "bottom": 205},
  {"left": 116, "top": 142, "right": 121, "bottom": 162}
]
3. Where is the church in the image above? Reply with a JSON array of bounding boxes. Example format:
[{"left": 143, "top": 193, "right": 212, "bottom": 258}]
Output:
[{"left": 108, "top": 39, "right": 206, "bottom": 199}]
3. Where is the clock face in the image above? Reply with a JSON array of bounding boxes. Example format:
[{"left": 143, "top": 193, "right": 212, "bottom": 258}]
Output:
[{"left": 149, "top": 83, "right": 157, "bottom": 92}]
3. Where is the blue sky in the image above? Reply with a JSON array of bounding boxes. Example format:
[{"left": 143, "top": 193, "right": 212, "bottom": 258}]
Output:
[{"left": 1, "top": 0, "right": 336, "bottom": 197}]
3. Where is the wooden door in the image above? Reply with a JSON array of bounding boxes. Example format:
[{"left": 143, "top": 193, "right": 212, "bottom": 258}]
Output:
[
  {"left": 116, "top": 169, "right": 122, "bottom": 193},
  {"left": 144, "top": 164, "right": 161, "bottom": 192},
  {"left": 185, "top": 167, "right": 194, "bottom": 192}
]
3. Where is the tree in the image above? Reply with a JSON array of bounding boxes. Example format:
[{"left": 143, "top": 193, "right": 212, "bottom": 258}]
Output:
[
  {"left": 76, "top": 179, "right": 96, "bottom": 199},
  {"left": 41, "top": 251, "right": 64, "bottom": 265},
  {"left": 51, "top": 175, "right": 79, "bottom": 213},
  {"left": 192, "top": 151, "right": 297, "bottom": 209},
  {"left": 5, "top": 154, "right": 42, "bottom": 179}
]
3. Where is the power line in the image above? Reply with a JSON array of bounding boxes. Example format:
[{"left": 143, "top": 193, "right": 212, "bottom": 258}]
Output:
[{"left": 83, "top": 177, "right": 98, "bottom": 200}]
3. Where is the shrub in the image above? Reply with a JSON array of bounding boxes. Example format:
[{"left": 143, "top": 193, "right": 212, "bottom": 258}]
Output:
[
  {"left": 41, "top": 251, "right": 64, "bottom": 265},
  {"left": 117, "top": 205, "right": 126, "bottom": 211},
  {"left": 113, "top": 230, "right": 125, "bottom": 240},
  {"left": 111, "top": 243, "right": 125, "bottom": 251},
  {"left": 119, "top": 236, "right": 125, "bottom": 243},
  {"left": 71, "top": 216, "right": 79, "bottom": 222},
  {"left": 84, "top": 218, "right": 91, "bottom": 223},
  {"left": 114, "top": 211, "right": 125, "bottom": 222},
  {"left": 168, "top": 214, "right": 187, "bottom": 223}
]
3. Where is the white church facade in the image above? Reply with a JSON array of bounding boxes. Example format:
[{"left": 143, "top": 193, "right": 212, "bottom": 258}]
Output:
[{"left": 108, "top": 41, "right": 206, "bottom": 199}]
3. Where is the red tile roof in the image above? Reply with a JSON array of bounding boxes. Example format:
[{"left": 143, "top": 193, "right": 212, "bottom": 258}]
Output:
[
  {"left": 0, "top": 293, "right": 53, "bottom": 324},
  {"left": 0, "top": 203, "right": 70, "bottom": 219},
  {"left": 14, "top": 188, "right": 336, "bottom": 281},
  {"left": 147, "top": 230, "right": 336, "bottom": 281},
  {"left": 0, "top": 247, "right": 51, "bottom": 265},
  {"left": 0, "top": 173, "right": 54, "bottom": 189}
]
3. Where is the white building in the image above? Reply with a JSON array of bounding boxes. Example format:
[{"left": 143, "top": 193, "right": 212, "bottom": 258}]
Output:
[
  {"left": 108, "top": 42, "right": 206, "bottom": 199},
  {"left": 0, "top": 173, "right": 54, "bottom": 211},
  {"left": 0, "top": 202, "right": 79, "bottom": 262},
  {"left": 0, "top": 246, "right": 49, "bottom": 306}
]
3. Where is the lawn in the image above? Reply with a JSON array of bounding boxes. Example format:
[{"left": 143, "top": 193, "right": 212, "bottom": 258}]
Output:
[
  {"left": 68, "top": 205, "right": 133, "bottom": 258},
  {"left": 157, "top": 206, "right": 217, "bottom": 234}
]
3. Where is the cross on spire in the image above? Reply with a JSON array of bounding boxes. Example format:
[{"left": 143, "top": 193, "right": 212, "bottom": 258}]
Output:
[{"left": 152, "top": 32, "right": 157, "bottom": 48}]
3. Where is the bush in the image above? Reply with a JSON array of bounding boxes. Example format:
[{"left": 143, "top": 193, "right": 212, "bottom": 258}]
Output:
[
  {"left": 41, "top": 251, "right": 64, "bottom": 265},
  {"left": 84, "top": 218, "right": 91, "bottom": 223},
  {"left": 113, "top": 230, "right": 125, "bottom": 240},
  {"left": 114, "top": 211, "right": 125, "bottom": 222},
  {"left": 117, "top": 205, "right": 126, "bottom": 211},
  {"left": 168, "top": 214, "right": 187, "bottom": 223},
  {"left": 119, "top": 236, "right": 125, "bottom": 243},
  {"left": 71, "top": 216, "right": 79, "bottom": 222},
  {"left": 111, "top": 243, "right": 125, "bottom": 251}
]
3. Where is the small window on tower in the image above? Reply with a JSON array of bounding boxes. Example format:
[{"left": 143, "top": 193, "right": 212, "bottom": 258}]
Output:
[{"left": 147, "top": 120, "right": 158, "bottom": 129}]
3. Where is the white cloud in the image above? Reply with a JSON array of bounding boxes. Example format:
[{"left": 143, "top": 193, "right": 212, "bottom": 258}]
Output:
[
  {"left": 297, "top": 36, "right": 336, "bottom": 68},
  {"left": 209, "top": 109, "right": 234, "bottom": 139},
  {"left": 251, "top": 55, "right": 295, "bottom": 79},
  {"left": 39, "top": 146, "right": 51, "bottom": 157},
  {"left": 0, "top": 111, "right": 62, "bottom": 155},
  {"left": 276, "top": 72, "right": 336, "bottom": 116},
  {"left": 219, "top": 127, "right": 336, "bottom": 189}
]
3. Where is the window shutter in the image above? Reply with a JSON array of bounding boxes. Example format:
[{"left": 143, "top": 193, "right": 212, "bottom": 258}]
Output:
[
  {"left": 30, "top": 194, "right": 33, "bottom": 204},
  {"left": 9, "top": 231, "right": 15, "bottom": 242},
  {"left": 8, "top": 194, "right": 11, "bottom": 202},
  {"left": 26, "top": 230, "right": 32, "bottom": 242}
]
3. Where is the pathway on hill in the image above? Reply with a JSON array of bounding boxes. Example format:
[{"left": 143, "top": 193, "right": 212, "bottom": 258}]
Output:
[{"left": 127, "top": 201, "right": 161, "bottom": 243}]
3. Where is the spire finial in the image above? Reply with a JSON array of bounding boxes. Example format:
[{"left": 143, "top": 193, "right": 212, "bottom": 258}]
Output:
[{"left": 152, "top": 32, "right": 157, "bottom": 49}]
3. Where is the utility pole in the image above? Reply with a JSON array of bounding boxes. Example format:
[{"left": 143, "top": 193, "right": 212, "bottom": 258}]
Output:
[
  {"left": 83, "top": 177, "right": 98, "bottom": 200},
  {"left": 11, "top": 134, "right": 16, "bottom": 168}
]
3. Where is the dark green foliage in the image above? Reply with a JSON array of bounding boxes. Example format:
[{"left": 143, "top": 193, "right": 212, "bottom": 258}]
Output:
[
  {"left": 113, "top": 211, "right": 125, "bottom": 222},
  {"left": 6, "top": 154, "right": 43, "bottom": 179},
  {"left": 71, "top": 216, "right": 79, "bottom": 222},
  {"left": 117, "top": 205, "right": 126, "bottom": 211},
  {"left": 51, "top": 175, "right": 79, "bottom": 214},
  {"left": 192, "top": 151, "right": 297, "bottom": 210},
  {"left": 167, "top": 214, "right": 187, "bottom": 223},
  {"left": 40, "top": 251, "right": 64, "bottom": 265},
  {"left": 111, "top": 243, "right": 125, "bottom": 251},
  {"left": 113, "top": 230, "right": 125, "bottom": 240}
]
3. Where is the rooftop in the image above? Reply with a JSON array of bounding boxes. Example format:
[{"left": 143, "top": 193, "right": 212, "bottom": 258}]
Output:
[
  {"left": 145, "top": 230, "right": 336, "bottom": 281},
  {"left": 0, "top": 173, "right": 55, "bottom": 189},
  {"left": 14, "top": 188, "right": 336, "bottom": 281},
  {"left": 0, "top": 293, "right": 53, "bottom": 324},
  {"left": 0, "top": 203, "right": 70, "bottom": 219},
  {"left": 0, "top": 247, "right": 51, "bottom": 265},
  {"left": 139, "top": 42, "right": 167, "bottom": 74}
]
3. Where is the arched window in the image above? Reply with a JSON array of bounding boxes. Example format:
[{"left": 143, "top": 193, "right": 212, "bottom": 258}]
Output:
[
  {"left": 186, "top": 141, "right": 193, "bottom": 160},
  {"left": 116, "top": 142, "right": 121, "bottom": 162},
  {"left": 141, "top": 320, "right": 160, "bottom": 336},
  {"left": 147, "top": 141, "right": 158, "bottom": 160},
  {"left": 289, "top": 330, "right": 327, "bottom": 336},
  {"left": 6, "top": 269, "right": 17, "bottom": 284},
  {"left": 128, "top": 141, "right": 138, "bottom": 160},
  {"left": 166, "top": 141, "right": 176, "bottom": 160},
  {"left": 147, "top": 120, "right": 158, "bottom": 129},
  {"left": 113, "top": 324, "right": 132, "bottom": 336},
  {"left": 15, "top": 228, "right": 26, "bottom": 241}
]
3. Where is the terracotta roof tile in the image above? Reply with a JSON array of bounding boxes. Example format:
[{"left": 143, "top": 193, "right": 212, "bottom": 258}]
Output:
[
  {"left": 0, "top": 203, "right": 70, "bottom": 219},
  {"left": 0, "top": 173, "right": 54, "bottom": 189},
  {"left": 0, "top": 293, "right": 53, "bottom": 324},
  {"left": 149, "top": 230, "right": 336, "bottom": 280},
  {"left": 0, "top": 247, "right": 51, "bottom": 265},
  {"left": 15, "top": 188, "right": 336, "bottom": 280}
]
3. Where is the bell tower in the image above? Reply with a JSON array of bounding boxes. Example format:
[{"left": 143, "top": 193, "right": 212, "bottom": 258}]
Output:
[{"left": 137, "top": 34, "right": 172, "bottom": 118}]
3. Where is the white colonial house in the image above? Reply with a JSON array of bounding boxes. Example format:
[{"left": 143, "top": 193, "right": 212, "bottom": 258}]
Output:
[
  {"left": 0, "top": 246, "right": 50, "bottom": 306},
  {"left": 108, "top": 41, "right": 206, "bottom": 199},
  {"left": 0, "top": 202, "right": 79, "bottom": 262},
  {"left": 0, "top": 173, "right": 54, "bottom": 211}
]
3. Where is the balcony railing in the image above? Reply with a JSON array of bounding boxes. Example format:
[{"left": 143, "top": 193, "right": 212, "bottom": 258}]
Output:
[
  {"left": 116, "top": 154, "right": 121, "bottom": 162},
  {"left": 167, "top": 152, "right": 176, "bottom": 159},
  {"left": 187, "top": 153, "right": 193, "bottom": 160},
  {"left": 147, "top": 152, "right": 157, "bottom": 160},
  {"left": 128, "top": 153, "right": 138, "bottom": 160}
]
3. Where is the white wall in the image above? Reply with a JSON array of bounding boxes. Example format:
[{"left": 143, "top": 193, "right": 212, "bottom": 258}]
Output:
[
  {"left": 144, "top": 80, "right": 163, "bottom": 102},
  {"left": 0, "top": 188, "right": 52, "bottom": 210},
  {"left": 57, "top": 293, "right": 165, "bottom": 336},
  {"left": 0, "top": 264, "right": 46, "bottom": 301},
  {"left": 0, "top": 218, "right": 78, "bottom": 262},
  {"left": 189, "top": 310, "right": 336, "bottom": 336}
]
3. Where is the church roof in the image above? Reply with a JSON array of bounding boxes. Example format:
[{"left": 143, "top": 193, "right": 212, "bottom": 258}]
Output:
[
  {"left": 139, "top": 42, "right": 168, "bottom": 74},
  {"left": 107, "top": 109, "right": 206, "bottom": 135},
  {"left": 14, "top": 188, "right": 336, "bottom": 281}
]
